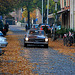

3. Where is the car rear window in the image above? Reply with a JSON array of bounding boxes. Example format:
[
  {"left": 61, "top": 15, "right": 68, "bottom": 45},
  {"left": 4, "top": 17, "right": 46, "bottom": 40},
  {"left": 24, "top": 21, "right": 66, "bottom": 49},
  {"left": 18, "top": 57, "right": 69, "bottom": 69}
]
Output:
[{"left": 42, "top": 26, "right": 49, "bottom": 29}]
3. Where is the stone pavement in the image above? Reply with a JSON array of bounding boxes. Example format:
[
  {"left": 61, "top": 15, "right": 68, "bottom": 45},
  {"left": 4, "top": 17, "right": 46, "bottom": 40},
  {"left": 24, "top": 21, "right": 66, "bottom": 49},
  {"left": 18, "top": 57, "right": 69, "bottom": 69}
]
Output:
[{"left": 49, "top": 38, "right": 75, "bottom": 62}]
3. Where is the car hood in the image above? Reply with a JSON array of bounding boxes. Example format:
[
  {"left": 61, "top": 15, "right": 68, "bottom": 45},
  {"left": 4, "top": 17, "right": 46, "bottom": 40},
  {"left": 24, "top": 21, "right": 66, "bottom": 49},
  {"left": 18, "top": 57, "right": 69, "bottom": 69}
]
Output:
[
  {"left": 28, "top": 35, "right": 46, "bottom": 39},
  {"left": 0, "top": 36, "right": 6, "bottom": 40}
]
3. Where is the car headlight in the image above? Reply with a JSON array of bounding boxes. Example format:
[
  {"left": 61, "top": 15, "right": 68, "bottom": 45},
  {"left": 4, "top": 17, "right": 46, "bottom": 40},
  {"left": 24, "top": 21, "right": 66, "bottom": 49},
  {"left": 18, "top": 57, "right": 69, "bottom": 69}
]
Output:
[
  {"left": 25, "top": 37, "right": 29, "bottom": 41},
  {"left": 45, "top": 38, "right": 48, "bottom": 42},
  {"left": 0, "top": 39, "right": 6, "bottom": 42}
]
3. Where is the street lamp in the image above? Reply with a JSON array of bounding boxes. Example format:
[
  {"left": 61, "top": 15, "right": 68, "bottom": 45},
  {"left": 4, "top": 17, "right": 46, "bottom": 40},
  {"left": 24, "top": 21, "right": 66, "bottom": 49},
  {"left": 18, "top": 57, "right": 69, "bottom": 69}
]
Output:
[
  {"left": 52, "top": 0, "right": 58, "bottom": 41},
  {"left": 42, "top": 0, "right": 43, "bottom": 24},
  {"left": 53, "top": 0, "right": 58, "bottom": 12},
  {"left": 53, "top": 0, "right": 58, "bottom": 24}
]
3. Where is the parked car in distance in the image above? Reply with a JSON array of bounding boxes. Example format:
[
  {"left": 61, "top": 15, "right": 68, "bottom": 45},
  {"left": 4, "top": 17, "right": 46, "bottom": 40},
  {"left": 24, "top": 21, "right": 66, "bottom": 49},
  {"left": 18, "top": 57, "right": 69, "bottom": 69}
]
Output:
[
  {"left": 0, "top": 31, "right": 4, "bottom": 37},
  {"left": 0, "top": 20, "right": 6, "bottom": 35},
  {"left": 32, "top": 24, "right": 39, "bottom": 30},
  {"left": 0, "top": 36, "right": 8, "bottom": 48},
  {"left": 4, "top": 23, "right": 9, "bottom": 32},
  {"left": 56, "top": 25, "right": 61, "bottom": 30},
  {"left": 50, "top": 25, "right": 61, "bottom": 30},
  {"left": 24, "top": 29, "right": 48, "bottom": 48}
]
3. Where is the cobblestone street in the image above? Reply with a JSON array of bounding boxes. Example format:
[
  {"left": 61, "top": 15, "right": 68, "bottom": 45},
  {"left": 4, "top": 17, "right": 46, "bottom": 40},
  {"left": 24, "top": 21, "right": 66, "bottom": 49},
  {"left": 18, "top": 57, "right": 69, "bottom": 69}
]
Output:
[
  {"left": 0, "top": 25, "right": 75, "bottom": 75},
  {"left": 1, "top": 0, "right": 75, "bottom": 74}
]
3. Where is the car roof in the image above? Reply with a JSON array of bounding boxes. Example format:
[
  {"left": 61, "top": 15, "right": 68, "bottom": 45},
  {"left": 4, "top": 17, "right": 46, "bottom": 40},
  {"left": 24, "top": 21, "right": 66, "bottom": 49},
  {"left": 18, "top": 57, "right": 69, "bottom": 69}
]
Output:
[
  {"left": 33, "top": 24, "right": 39, "bottom": 25},
  {"left": 41, "top": 25, "right": 49, "bottom": 26},
  {"left": 29, "top": 28, "right": 36, "bottom": 31},
  {"left": 29, "top": 29, "right": 44, "bottom": 31}
]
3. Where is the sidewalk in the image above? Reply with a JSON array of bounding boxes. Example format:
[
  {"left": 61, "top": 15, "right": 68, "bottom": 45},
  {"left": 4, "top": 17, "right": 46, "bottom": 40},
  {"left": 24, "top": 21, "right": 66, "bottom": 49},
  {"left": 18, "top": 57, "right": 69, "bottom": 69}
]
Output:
[{"left": 48, "top": 38, "right": 75, "bottom": 60}]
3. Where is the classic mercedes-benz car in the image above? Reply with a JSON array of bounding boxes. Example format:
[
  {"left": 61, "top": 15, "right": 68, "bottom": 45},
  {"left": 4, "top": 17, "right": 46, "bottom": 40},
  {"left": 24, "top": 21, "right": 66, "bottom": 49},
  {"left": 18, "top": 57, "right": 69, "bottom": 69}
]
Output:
[{"left": 24, "top": 29, "right": 48, "bottom": 48}]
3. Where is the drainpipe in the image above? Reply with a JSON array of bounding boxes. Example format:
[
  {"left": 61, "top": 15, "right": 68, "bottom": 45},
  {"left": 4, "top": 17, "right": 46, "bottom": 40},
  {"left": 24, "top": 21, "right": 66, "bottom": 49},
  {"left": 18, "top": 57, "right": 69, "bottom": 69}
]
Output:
[
  {"left": 42, "top": 0, "right": 43, "bottom": 24},
  {"left": 73, "top": 0, "right": 74, "bottom": 31},
  {"left": 47, "top": 0, "right": 49, "bottom": 24}
]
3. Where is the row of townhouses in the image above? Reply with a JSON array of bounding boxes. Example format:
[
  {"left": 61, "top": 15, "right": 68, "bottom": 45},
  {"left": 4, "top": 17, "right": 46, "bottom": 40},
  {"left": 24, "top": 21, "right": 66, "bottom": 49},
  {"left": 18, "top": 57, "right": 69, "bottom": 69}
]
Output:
[{"left": 60, "top": 0, "right": 75, "bottom": 31}]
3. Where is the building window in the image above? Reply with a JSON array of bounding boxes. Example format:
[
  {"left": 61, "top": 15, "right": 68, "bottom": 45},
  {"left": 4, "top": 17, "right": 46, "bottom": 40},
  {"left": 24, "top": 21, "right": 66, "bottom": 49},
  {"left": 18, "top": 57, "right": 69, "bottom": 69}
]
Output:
[
  {"left": 68, "top": 0, "right": 69, "bottom": 6},
  {"left": 64, "top": 0, "right": 66, "bottom": 6}
]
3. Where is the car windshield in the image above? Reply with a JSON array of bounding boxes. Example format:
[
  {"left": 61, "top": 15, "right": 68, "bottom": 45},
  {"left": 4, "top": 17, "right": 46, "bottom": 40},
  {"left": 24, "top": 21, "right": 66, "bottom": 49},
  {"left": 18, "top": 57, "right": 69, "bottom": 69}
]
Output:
[
  {"left": 34, "top": 25, "right": 38, "bottom": 28},
  {"left": 33, "top": 24, "right": 39, "bottom": 28},
  {"left": 29, "top": 30, "right": 45, "bottom": 35}
]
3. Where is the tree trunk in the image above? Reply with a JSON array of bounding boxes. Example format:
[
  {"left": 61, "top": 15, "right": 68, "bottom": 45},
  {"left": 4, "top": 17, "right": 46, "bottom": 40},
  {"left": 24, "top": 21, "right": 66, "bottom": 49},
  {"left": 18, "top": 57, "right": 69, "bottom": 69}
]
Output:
[
  {"left": 28, "top": 10, "right": 30, "bottom": 29},
  {"left": 43, "top": 9, "right": 47, "bottom": 23}
]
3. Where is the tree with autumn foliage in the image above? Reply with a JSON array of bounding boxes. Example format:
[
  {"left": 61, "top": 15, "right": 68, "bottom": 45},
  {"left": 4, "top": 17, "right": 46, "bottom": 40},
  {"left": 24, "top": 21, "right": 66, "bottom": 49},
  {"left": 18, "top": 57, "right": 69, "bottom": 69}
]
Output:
[
  {"left": 22, "top": 9, "right": 36, "bottom": 23},
  {"left": 22, "top": 7, "right": 28, "bottom": 22},
  {"left": 30, "top": 10, "right": 36, "bottom": 19},
  {"left": 30, "top": 10, "right": 36, "bottom": 24},
  {"left": 0, "top": 0, "right": 37, "bottom": 28},
  {"left": 0, "top": 0, "right": 60, "bottom": 27}
]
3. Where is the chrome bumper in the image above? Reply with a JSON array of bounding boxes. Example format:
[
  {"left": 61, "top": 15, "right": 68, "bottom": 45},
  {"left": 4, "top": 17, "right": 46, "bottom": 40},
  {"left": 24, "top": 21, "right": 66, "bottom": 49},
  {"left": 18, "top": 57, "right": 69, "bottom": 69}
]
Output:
[
  {"left": 25, "top": 41, "right": 48, "bottom": 45},
  {"left": 0, "top": 42, "right": 8, "bottom": 48}
]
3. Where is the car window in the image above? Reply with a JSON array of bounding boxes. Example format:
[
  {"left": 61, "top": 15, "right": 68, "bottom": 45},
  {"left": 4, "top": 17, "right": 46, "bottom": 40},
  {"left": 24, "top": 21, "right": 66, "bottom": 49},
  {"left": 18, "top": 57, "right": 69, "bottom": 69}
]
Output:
[
  {"left": 33, "top": 25, "right": 38, "bottom": 28},
  {"left": 38, "top": 31, "right": 45, "bottom": 35},
  {"left": 42, "top": 26, "right": 49, "bottom": 29},
  {"left": 29, "top": 30, "right": 35, "bottom": 34}
]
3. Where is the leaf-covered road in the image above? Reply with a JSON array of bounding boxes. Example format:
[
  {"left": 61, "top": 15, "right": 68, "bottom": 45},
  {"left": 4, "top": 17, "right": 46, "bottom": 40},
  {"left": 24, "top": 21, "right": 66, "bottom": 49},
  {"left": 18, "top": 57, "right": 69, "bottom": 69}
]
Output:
[{"left": 0, "top": 25, "right": 75, "bottom": 75}]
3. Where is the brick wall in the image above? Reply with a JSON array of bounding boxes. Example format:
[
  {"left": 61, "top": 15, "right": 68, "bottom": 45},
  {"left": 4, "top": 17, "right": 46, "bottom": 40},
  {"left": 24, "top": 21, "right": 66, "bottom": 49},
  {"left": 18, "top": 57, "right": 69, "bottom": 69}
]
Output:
[{"left": 60, "top": 0, "right": 70, "bottom": 10}]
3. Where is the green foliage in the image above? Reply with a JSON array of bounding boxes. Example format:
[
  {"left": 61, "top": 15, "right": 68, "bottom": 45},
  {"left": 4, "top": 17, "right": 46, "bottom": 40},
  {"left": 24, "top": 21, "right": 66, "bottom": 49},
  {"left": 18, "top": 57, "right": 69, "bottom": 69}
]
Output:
[
  {"left": 49, "top": 0, "right": 55, "bottom": 14},
  {"left": 32, "top": 0, "right": 60, "bottom": 23},
  {"left": 17, "top": 0, "right": 36, "bottom": 11},
  {"left": 22, "top": 9, "right": 28, "bottom": 18},
  {"left": 20, "top": 19, "right": 24, "bottom": 23},
  {"left": 56, "top": 28, "right": 66, "bottom": 35},
  {"left": 0, "top": 0, "right": 21, "bottom": 16},
  {"left": 14, "top": 0, "right": 38, "bottom": 28},
  {"left": 51, "top": 0, "right": 60, "bottom": 24},
  {"left": 0, "top": 0, "right": 61, "bottom": 25},
  {"left": 56, "top": 28, "right": 74, "bottom": 36}
]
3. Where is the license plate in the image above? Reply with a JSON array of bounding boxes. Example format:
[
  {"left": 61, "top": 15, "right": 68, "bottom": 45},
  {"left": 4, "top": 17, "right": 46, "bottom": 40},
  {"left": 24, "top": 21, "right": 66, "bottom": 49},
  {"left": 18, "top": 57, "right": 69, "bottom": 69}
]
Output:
[{"left": 34, "top": 42, "right": 39, "bottom": 44}]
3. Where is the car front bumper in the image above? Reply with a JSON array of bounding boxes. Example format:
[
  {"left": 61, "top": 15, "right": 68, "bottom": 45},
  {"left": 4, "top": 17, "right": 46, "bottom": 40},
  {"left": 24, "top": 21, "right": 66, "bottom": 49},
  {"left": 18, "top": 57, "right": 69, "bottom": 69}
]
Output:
[
  {"left": 25, "top": 41, "right": 48, "bottom": 45},
  {"left": 0, "top": 42, "right": 8, "bottom": 48}
]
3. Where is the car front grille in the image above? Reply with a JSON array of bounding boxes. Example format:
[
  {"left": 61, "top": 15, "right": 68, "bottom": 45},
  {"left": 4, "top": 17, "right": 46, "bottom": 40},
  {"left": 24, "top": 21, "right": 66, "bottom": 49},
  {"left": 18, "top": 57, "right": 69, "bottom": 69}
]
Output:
[{"left": 29, "top": 39, "right": 45, "bottom": 42}]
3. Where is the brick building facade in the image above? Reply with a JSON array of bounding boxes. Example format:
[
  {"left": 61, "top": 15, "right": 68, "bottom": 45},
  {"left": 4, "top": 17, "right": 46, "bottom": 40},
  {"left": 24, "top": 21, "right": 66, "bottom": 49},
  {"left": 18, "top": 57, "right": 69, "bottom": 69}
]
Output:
[
  {"left": 60, "top": 0, "right": 70, "bottom": 29},
  {"left": 60, "top": 0, "right": 75, "bottom": 30}
]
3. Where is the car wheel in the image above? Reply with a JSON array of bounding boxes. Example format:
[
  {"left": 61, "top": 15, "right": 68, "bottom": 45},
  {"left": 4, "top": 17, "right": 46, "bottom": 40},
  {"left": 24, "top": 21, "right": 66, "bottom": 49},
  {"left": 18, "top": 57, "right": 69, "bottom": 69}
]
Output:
[
  {"left": 24, "top": 43, "right": 27, "bottom": 47},
  {"left": 44, "top": 44, "right": 48, "bottom": 48},
  {"left": 24, "top": 40, "right": 27, "bottom": 47}
]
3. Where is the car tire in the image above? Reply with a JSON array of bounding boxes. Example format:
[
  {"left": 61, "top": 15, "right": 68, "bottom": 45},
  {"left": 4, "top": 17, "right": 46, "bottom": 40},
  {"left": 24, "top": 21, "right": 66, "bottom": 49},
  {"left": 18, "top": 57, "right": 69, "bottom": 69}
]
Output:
[
  {"left": 44, "top": 44, "right": 48, "bottom": 48},
  {"left": 24, "top": 40, "right": 27, "bottom": 47},
  {"left": 24, "top": 43, "right": 27, "bottom": 47}
]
